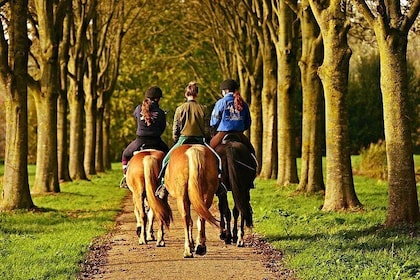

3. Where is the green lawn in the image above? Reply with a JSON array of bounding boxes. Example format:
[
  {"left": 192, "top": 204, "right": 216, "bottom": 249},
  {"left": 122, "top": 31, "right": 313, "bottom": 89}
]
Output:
[
  {"left": 0, "top": 157, "right": 419, "bottom": 280},
  {"left": 0, "top": 164, "right": 127, "bottom": 280}
]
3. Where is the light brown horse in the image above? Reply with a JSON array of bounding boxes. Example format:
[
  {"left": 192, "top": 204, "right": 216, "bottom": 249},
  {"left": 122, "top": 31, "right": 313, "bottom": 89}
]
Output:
[
  {"left": 164, "top": 144, "right": 219, "bottom": 258},
  {"left": 126, "top": 150, "right": 172, "bottom": 246}
]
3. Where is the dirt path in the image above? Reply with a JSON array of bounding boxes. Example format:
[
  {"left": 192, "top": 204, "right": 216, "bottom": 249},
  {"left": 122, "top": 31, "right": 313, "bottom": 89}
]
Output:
[{"left": 79, "top": 193, "right": 295, "bottom": 280}]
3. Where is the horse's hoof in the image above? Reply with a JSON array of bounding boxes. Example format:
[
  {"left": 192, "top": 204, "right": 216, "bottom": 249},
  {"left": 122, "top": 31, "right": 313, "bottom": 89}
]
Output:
[
  {"left": 237, "top": 241, "right": 245, "bottom": 247},
  {"left": 183, "top": 252, "right": 194, "bottom": 258},
  {"left": 225, "top": 238, "right": 232, "bottom": 245},
  {"left": 156, "top": 240, "right": 165, "bottom": 247},
  {"left": 219, "top": 232, "right": 227, "bottom": 240},
  {"left": 139, "top": 239, "right": 147, "bottom": 245},
  {"left": 195, "top": 244, "right": 207, "bottom": 256}
]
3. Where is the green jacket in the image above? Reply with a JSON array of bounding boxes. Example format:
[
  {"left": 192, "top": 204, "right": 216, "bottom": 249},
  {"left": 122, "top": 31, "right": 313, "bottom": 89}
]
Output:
[{"left": 172, "top": 100, "right": 210, "bottom": 143}]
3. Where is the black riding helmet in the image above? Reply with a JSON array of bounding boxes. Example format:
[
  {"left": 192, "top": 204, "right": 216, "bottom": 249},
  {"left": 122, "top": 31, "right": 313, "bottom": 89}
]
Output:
[
  {"left": 220, "top": 79, "right": 239, "bottom": 92},
  {"left": 145, "top": 86, "right": 163, "bottom": 98}
]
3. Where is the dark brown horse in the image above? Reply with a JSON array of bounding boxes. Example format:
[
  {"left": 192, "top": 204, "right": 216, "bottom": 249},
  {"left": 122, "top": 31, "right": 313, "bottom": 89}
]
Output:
[
  {"left": 126, "top": 150, "right": 172, "bottom": 246},
  {"left": 164, "top": 144, "right": 219, "bottom": 258},
  {"left": 215, "top": 135, "right": 257, "bottom": 246}
]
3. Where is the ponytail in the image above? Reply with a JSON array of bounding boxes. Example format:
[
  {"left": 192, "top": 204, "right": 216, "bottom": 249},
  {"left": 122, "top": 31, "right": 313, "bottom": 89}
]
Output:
[
  {"left": 141, "top": 98, "right": 153, "bottom": 126},
  {"left": 233, "top": 91, "right": 244, "bottom": 111}
]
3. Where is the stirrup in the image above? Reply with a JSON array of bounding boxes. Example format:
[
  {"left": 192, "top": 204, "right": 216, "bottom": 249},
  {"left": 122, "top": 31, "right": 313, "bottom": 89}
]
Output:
[
  {"left": 119, "top": 176, "right": 128, "bottom": 189},
  {"left": 155, "top": 184, "right": 168, "bottom": 199}
]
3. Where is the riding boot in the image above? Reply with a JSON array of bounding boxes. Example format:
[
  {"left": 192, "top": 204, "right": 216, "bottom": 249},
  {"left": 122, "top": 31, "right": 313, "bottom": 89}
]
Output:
[
  {"left": 119, "top": 164, "right": 128, "bottom": 188},
  {"left": 155, "top": 163, "right": 168, "bottom": 199}
]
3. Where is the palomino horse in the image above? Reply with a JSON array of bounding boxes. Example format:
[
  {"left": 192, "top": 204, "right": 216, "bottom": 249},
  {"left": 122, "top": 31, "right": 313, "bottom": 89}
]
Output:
[
  {"left": 125, "top": 149, "right": 172, "bottom": 246},
  {"left": 164, "top": 144, "right": 219, "bottom": 258},
  {"left": 215, "top": 134, "right": 257, "bottom": 246}
]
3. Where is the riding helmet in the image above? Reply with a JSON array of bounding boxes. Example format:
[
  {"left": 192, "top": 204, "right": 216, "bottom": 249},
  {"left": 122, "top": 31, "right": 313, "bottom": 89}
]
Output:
[
  {"left": 145, "top": 86, "right": 163, "bottom": 98},
  {"left": 220, "top": 79, "right": 239, "bottom": 92}
]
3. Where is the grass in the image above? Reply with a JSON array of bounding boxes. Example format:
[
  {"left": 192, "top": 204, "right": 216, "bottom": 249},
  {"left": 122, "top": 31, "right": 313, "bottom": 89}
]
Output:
[
  {"left": 0, "top": 157, "right": 419, "bottom": 280},
  {"left": 251, "top": 155, "right": 420, "bottom": 280},
  {"left": 0, "top": 164, "right": 127, "bottom": 280}
]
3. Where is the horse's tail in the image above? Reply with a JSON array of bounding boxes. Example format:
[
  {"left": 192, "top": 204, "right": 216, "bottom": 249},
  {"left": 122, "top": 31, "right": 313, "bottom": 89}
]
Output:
[
  {"left": 227, "top": 145, "right": 253, "bottom": 228},
  {"left": 143, "top": 155, "right": 172, "bottom": 228},
  {"left": 186, "top": 146, "right": 219, "bottom": 227}
]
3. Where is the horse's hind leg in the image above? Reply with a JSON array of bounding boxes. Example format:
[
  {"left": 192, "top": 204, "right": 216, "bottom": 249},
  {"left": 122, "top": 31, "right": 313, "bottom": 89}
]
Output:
[
  {"left": 178, "top": 199, "right": 194, "bottom": 258},
  {"left": 232, "top": 205, "right": 239, "bottom": 244},
  {"left": 133, "top": 194, "right": 147, "bottom": 245},
  {"left": 218, "top": 193, "right": 232, "bottom": 244},
  {"left": 156, "top": 221, "right": 165, "bottom": 247},
  {"left": 195, "top": 217, "right": 207, "bottom": 255},
  {"left": 145, "top": 202, "right": 155, "bottom": 241},
  {"left": 236, "top": 216, "right": 245, "bottom": 247}
]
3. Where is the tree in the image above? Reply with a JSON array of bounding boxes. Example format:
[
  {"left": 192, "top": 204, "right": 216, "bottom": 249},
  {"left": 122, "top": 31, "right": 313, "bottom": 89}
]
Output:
[
  {"left": 0, "top": 0, "right": 34, "bottom": 210},
  {"left": 249, "top": 0, "right": 278, "bottom": 179},
  {"left": 309, "top": 0, "right": 362, "bottom": 210},
  {"left": 352, "top": 0, "right": 420, "bottom": 226},
  {"left": 67, "top": 0, "right": 96, "bottom": 180},
  {"left": 271, "top": 0, "right": 300, "bottom": 186},
  {"left": 286, "top": 0, "right": 325, "bottom": 193},
  {"left": 29, "top": 0, "right": 69, "bottom": 193}
]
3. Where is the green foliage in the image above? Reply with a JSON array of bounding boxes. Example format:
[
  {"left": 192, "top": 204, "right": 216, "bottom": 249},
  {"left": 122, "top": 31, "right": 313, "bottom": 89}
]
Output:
[
  {"left": 0, "top": 163, "right": 127, "bottom": 280},
  {"left": 252, "top": 155, "right": 420, "bottom": 279},
  {"left": 348, "top": 54, "right": 384, "bottom": 154},
  {"left": 110, "top": 0, "right": 222, "bottom": 161},
  {"left": 358, "top": 140, "right": 388, "bottom": 180}
]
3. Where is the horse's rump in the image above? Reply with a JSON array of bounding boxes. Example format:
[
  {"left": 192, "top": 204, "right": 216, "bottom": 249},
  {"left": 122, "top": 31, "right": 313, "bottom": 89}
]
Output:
[
  {"left": 127, "top": 150, "right": 172, "bottom": 228},
  {"left": 166, "top": 144, "right": 219, "bottom": 227},
  {"left": 217, "top": 141, "right": 256, "bottom": 227}
]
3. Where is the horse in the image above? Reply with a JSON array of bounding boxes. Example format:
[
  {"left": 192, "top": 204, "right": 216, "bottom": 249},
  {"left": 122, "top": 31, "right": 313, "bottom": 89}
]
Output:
[
  {"left": 125, "top": 149, "right": 172, "bottom": 246},
  {"left": 164, "top": 144, "right": 220, "bottom": 258},
  {"left": 215, "top": 134, "right": 257, "bottom": 247}
]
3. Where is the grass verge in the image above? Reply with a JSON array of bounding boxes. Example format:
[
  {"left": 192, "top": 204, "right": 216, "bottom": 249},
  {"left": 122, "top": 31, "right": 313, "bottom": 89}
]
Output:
[
  {"left": 0, "top": 164, "right": 127, "bottom": 280},
  {"left": 251, "top": 155, "right": 420, "bottom": 280}
]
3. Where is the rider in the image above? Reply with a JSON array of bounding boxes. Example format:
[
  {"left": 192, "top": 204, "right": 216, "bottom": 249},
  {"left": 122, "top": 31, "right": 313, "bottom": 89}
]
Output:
[
  {"left": 210, "top": 79, "right": 255, "bottom": 155},
  {"left": 156, "top": 81, "right": 222, "bottom": 198},
  {"left": 120, "top": 86, "right": 169, "bottom": 188}
]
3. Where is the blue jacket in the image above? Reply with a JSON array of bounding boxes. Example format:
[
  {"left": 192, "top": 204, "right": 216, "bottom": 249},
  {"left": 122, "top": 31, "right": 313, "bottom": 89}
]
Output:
[{"left": 210, "top": 92, "right": 251, "bottom": 132}]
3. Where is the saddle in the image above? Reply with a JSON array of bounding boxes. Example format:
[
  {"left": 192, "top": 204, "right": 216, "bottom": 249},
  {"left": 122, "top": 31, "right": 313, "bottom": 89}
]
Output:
[
  {"left": 181, "top": 137, "right": 206, "bottom": 145},
  {"left": 221, "top": 133, "right": 242, "bottom": 144}
]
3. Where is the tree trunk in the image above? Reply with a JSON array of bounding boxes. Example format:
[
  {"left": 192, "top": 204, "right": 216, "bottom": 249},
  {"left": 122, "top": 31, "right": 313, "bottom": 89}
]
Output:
[
  {"left": 276, "top": 0, "right": 299, "bottom": 186},
  {"left": 68, "top": 79, "right": 88, "bottom": 180},
  {"left": 309, "top": 1, "right": 361, "bottom": 210},
  {"left": 376, "top": 30, "right": 420, "bottom": 227},
  {"left": 296, "top": 0, "right": 325, "bottom": 192},
  {"left": 84, "top": 79, "right": 97, "bottom": 175},
  {"left": 31, "top": 0, "right": 61, "bottom": 193},
  {"left": 95, "top": 106, "right": 105, "bottom": 172},
  {"left": 258, "top": 2, "right": 278, "bottom": 179},
  {"left": 0, "top": 0, "right": 34, "bottom": 210},
  {"left": 32, "top": 94, "right": 60, "bottom": 193},
  {"left": 57, "top": 13, "right": 71, "bottom": 182},
  {"left": 352, "top": 0, "right": 420, "bottom": 226}
]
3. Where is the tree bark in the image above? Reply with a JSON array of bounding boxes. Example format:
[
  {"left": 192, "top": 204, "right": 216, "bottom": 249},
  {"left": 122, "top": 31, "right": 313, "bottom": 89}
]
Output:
[
  {"left": 275, "top": 0, "right": 299, "bottom": 186},
  {"left": 352, "top": 0, "right": 420, "bottom": 226},
  {"left": 57, "top": 13, "right": 71, "bottom": 182},
  {"left": 294, "top": 0, "right": 325, "bottom": 192},
  {"left": 0, "top": 0, "right": 34, "bottom": 210},
  {"left": 309, "top": 0, "right": 361, "bottom": 210}
]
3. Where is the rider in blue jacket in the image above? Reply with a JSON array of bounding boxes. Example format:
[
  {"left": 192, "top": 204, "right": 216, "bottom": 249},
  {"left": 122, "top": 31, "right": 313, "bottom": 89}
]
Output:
[{"left": 210, "top": 79, "right": 255, "bottom": 154}]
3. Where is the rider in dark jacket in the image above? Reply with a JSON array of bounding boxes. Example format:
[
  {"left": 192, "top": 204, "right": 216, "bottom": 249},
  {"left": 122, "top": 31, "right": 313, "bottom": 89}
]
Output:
[{"left": 120, "top": 86, "right": 169, "bottom": 187}]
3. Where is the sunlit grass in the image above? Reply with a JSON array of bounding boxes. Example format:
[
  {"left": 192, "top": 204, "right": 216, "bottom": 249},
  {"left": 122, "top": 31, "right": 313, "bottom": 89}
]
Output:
[
  {"left": 251, "top": 155, "right": 420, "bottom": 280},
  {"left": 0, "top": 156, "right": 419, "bottom": 279},
  {"left": 0, "top": 164, "right": 127, "bottom": 280}
]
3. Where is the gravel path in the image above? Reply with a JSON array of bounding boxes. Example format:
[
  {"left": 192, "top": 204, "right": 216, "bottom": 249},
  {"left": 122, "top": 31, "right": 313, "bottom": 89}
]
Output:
[{"left": 78, "top": 193, "right": 296, "bottom": 280}]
